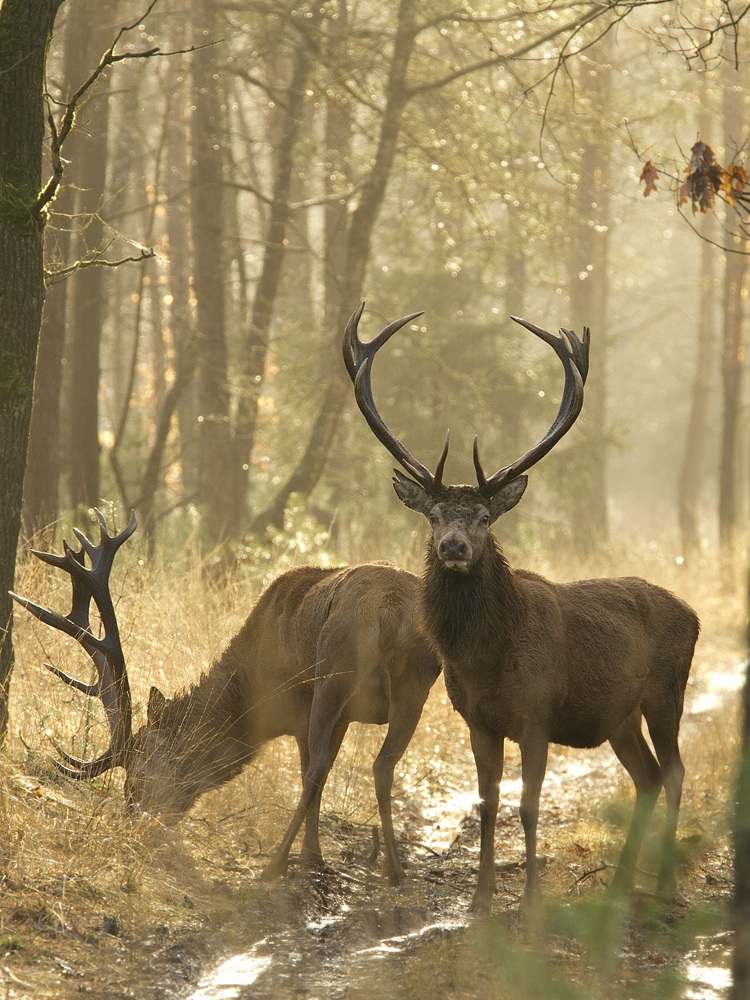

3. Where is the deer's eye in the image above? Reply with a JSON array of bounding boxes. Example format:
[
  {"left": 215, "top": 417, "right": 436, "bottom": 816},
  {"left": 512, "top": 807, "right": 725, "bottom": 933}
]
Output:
[
  {"left": 480, "top": 513, "right": 490, "bottom": 526},
  {"left": 429, "top": 512, "right": 439, "bottom": 525}
]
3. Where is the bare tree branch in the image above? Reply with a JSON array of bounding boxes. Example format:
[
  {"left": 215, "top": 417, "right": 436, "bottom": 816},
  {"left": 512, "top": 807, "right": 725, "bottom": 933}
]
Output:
[{"left": 33, "top": 0, "right": 201, "bottom": 219}]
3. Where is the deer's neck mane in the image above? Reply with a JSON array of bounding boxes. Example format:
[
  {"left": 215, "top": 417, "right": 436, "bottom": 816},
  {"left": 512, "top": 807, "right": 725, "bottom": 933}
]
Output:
[
  {"left": 422, "top": 537, "right": 524, "bottom": 661},
  {"left": 161, "top": 654, "right": 256, "bottom": 796}
]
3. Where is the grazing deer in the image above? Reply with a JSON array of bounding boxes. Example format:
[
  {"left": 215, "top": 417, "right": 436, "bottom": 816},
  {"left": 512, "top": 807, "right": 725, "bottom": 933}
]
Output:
[
  {"left": 11, "top": 511, "right": 440, "bottom": 884},
  {"left": 343, "top": 303, "right": 700, "bottom": 913}
]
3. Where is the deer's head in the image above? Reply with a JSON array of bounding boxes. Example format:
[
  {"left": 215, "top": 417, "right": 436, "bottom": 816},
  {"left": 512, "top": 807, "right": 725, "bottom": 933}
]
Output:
[
  {"left": 342, "top": 304, "right": 590, "bottom": 574},
  {"left": 123, "top": 687, "right": 204, "bottom": 823}
]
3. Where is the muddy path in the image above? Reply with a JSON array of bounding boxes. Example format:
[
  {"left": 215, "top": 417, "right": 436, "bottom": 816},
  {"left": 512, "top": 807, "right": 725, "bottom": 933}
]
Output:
[{"left": 2, "top": 635, "right": 743, "bottom": 1000}]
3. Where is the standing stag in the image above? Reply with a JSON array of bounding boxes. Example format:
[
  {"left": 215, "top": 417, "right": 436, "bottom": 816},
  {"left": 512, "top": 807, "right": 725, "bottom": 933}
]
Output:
[
  {"left": 343, "top": 303, "right": 699, "bottom": 913},
  {"left": 12, "top": 511, "right": 440, "bottom": 884}
]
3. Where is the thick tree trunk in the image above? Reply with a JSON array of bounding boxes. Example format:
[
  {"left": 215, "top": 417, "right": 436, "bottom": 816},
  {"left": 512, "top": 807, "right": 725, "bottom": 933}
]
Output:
[{"left": 0, "top": 0, "right": 63, "bottom": 737}]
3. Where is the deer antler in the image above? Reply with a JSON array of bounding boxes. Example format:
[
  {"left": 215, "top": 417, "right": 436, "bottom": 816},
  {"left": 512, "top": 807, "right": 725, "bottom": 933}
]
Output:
[
  {"left": 343, "top": 304, "right": 590, "bottom": 499},
  {"left": 11, "top": 509, "right": 137, "bottom": 778},
  {"left": 342, "top": 303, "right": 450, "bottom": 493},
  {"left": 472, "top": 317, "right": 590, "bottom": 498}
]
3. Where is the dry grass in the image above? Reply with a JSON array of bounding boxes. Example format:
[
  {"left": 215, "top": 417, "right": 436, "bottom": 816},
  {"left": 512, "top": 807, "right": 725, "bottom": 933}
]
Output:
[{"left": 0, "top": 529, "right": 745, "bottom": 998}]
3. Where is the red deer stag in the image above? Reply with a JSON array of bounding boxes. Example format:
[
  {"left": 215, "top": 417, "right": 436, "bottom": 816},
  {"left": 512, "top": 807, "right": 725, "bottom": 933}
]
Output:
[
  {"left": 12, "top": 511, "right": 440, "bottom": 884},
  {"left": 343, "top": 303, "right": 699, "bottom": 913}
]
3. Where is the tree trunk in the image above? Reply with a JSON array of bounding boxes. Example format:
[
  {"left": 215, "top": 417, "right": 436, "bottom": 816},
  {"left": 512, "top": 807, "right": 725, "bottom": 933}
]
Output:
[
  {"left": 677, "top": 222, "right": 717, "bottom": 562},
  {"left": 0, "top": 0, "right": 63, "bottom": 738},
  {"left": 23, "top": 274, "right": 66, "bottom": 540},
  {"left": 718, "top": 61, "right": 749, "bottom": 588},
  {"left": 164, "top": 52, "right": 200, "bottom": 514},
  {"left": 252, "top": 0, "right": 417, "bottom": 534},
  {"left": 566, "top": 49, "right": 611, "bottom": 556},
  {"left": 22, "top": 4, "right": 86, "bottom": 540},
  {"left": 63, "top": 2, "right": 114, "bottom": 515},
  {"left": 734, "top": 638, "right": 750, "bottom": 998},
  {"left": 718, "top": 244, "right": 749, "bottom": 583},
  {"left": 190, "top": 0, "right": 232, "bottom": 550},
  {"left": 234, "top": 22, "right": 314, "bottom": 531}
]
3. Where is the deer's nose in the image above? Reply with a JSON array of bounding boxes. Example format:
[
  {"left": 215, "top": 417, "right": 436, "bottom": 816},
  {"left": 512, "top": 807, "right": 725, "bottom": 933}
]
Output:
[{"left": 438, "top": 534, "right": 470, "bottom": 563}]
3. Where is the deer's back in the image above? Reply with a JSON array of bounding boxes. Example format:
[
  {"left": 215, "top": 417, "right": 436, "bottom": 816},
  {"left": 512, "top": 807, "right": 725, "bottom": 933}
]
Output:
[
  {"left": 444, "top": 570, "right": 699, "bottom": 749},
  {"left": 224, "top": 563, "right": 438, "bottom": 737},
  {"left": 509, "top": 572, "right": 699, "bottom": 746}
]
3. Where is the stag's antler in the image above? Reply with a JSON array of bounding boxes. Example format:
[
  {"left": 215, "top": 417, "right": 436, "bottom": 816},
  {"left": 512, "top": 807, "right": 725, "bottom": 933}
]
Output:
[
  {"left": 343, "top": 304, "right": 590, "bottom": 499},
  {"left": 11, "top": 510, "right": 137, "bottom": 778},
  {"left": 472, "top": 316, "right": 590, "bottom": 498},
  {"left": 343, "top": 303, "right": 450, "bottom": 494}
]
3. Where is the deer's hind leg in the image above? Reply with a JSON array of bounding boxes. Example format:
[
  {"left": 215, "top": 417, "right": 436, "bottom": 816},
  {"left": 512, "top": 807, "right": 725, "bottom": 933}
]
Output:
[
  {"left": 642, "top": 699, "right": 686, "bottom": 896},
  {"left": 262, "top": 697, "right": 349, "bottom": 879},
  {"left": 298, "top": 725, "right": 348, "bottom": 864},
  {"left": 608, "top": 712, "right": 663, "bottom": 894}
]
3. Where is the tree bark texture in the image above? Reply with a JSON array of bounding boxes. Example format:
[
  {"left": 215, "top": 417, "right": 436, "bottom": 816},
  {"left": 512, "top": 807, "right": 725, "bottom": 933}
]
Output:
[{"left": 0, "top": 0, "right": 63, "bottom": 737}]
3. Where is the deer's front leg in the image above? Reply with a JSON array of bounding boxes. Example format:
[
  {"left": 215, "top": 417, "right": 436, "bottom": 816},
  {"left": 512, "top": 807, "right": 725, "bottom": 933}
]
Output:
[
  {"left": 468, "top": 725, "right": 505, "bottom": 914},
  {"left": 518, "top": 730, "right": 549, "bottom": 905}
]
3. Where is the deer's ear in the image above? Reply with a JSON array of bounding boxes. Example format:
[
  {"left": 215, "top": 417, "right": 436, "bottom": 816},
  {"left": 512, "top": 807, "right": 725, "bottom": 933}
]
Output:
[
  {"left": 392, "top": 471, "right": 433, "bottom": 514},
  {"left": 488, "top": 476, "right": 528, "bottom": 522},
  {"left": 147, "top": 686, "right": 168, "bottom": 725}
]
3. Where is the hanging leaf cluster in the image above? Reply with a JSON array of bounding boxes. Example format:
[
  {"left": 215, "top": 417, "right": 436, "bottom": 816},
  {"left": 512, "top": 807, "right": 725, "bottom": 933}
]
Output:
[{"left": 640, "top": 141, "right": 748, "bottom": 215}]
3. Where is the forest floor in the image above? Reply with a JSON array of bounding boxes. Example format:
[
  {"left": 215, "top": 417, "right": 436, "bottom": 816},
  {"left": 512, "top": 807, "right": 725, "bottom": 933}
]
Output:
[{"left": 0, "top": 551, "right": 745, "bottom": 1000}]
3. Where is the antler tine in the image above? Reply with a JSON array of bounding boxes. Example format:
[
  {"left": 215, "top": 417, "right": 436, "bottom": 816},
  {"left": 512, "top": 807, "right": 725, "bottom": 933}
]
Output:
[
  {"left": 474, "top": 318, "right": 590, "bottom": 498},
  {"left": 344, "top": 304, "right": 448, "bottom": 493},
  {"left": 342, "top": 302, "right": 424, "bottom": 381},
  {"left": 47, "top": 732, "right": 116, "bottom": 779},
  {"left": 11, "top": 509, "right": 138, "bottom": 778}
]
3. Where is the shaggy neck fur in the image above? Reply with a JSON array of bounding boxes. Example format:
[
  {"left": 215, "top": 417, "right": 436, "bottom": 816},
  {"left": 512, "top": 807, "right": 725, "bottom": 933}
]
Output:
[
  {"left": 421, "top": 535, "right": 524, "bottom": 662},
  {"left": 159, "top": 657, "right": 256, "bottom": 805}
]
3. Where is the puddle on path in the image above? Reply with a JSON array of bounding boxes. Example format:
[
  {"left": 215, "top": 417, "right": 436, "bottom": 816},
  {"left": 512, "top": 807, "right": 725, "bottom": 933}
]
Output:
[
  {"left": 187, "top": 944, "right": 273, "bottom": 1000},
  {"left": 687, "top": 667, "right": 746, "bottom": 717},
  {"left": 184, "top": 916, "right": 470, "bottom": 1000},
  {"left": 683, "top": 933, "right": 734, "bottom": 999}
]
